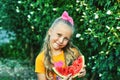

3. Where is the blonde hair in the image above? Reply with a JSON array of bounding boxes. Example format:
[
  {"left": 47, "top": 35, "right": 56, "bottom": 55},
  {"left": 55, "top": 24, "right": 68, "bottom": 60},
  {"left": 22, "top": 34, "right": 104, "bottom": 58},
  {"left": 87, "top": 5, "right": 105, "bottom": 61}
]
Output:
[{"left": 41, "top": 17, "right": 81, "bottom": 79}]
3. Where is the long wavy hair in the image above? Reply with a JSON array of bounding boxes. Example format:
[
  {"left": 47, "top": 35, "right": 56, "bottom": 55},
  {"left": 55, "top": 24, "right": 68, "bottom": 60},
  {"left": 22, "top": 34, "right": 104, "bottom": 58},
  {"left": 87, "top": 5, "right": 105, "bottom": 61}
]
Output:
[{"left": 41, "top": 17, "right": 81, "bottom": 79}]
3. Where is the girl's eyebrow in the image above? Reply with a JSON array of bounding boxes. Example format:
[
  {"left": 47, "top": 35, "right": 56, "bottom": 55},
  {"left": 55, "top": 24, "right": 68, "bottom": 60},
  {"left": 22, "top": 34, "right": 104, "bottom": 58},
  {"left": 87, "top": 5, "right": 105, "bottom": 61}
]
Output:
[
  {"left": 65, "top": 37, "right": 70, "bottom": 40},
  {"left": 63, "top": 35, "right": 70, "bottom": 40}
]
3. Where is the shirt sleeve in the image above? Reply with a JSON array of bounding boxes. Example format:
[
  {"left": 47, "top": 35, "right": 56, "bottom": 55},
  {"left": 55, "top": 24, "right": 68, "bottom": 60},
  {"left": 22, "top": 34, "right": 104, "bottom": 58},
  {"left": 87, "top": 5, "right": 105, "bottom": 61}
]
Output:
[{"left": 35, "top": 52, "right": 45, "bottom": 73}]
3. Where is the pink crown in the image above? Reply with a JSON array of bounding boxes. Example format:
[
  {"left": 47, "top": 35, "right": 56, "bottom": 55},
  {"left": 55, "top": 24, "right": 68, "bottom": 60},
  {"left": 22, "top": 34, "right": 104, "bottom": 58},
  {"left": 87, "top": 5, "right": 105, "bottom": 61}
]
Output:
[{"left": 61, "top": 11, "right": 74, "bottom": 25}]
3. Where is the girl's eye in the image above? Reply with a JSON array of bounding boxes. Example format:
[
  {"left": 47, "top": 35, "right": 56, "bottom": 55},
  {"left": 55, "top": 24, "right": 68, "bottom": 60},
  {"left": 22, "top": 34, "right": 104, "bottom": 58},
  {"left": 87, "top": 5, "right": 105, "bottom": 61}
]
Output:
[
  {"left": 64, "top": 37, "right": 69, "bottom": 41},
  {"left": 57, "top": 33, "right": 61, "bottom": 37}
]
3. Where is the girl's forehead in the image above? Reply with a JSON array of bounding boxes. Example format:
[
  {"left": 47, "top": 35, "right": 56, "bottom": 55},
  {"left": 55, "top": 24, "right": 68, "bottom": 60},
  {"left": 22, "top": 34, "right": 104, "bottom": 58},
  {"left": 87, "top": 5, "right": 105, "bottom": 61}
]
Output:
[
  {"left": 53, "top": 22, "right": 72, "bottom": 30},
  {"left": 52, "top": 22, "right": 73, "bottom": 36}
]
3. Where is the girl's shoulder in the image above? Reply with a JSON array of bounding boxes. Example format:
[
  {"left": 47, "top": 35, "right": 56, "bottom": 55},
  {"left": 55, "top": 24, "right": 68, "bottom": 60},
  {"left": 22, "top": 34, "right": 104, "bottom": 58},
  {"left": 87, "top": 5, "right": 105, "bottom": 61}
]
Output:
[{"left": 36, "top": 51, "right": 45, "bottom": 61}]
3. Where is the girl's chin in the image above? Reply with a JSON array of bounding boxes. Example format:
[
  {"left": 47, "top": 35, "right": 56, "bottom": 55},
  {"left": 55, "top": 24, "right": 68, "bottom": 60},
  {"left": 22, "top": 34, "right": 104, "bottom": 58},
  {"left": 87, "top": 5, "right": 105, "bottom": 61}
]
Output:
[
  {"left": 53, "top": 46, "right": 60, "bottom": 50},
  {"left": 52, "top": 44, "right": 64, "bottom": 50}
]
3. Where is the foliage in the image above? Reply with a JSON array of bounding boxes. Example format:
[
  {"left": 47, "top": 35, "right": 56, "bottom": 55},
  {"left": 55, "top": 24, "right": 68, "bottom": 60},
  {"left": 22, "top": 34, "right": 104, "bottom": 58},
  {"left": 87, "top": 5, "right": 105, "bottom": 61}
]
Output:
[
  {"left": 0, "top": 0, "right": 120, "bottom": 80},
  {"left": 0, "top": 58, "right": 37, "bottom": 80}
]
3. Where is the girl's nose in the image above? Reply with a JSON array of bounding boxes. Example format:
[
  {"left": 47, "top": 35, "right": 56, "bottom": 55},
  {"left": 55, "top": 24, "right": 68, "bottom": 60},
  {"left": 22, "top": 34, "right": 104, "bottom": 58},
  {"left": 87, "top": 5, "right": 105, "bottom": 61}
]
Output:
[{"left": 59, "top": 37, "right": 64, "bottom": 43}]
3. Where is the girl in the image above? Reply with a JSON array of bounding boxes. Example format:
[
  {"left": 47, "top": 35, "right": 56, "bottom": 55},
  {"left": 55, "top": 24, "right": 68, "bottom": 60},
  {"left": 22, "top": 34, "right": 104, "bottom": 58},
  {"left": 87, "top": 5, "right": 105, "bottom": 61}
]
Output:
[{"left": 35, "top": 11, "right": 86, "bottom": 80}]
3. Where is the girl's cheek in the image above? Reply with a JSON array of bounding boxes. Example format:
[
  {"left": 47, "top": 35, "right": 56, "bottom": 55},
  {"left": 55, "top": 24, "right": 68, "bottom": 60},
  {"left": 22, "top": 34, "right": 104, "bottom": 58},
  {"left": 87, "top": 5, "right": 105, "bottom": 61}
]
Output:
[
  {"left": 64, "top": 41, "right": 69, "bottom": 45},
  {"left": 51, "top": 35, "right": 57, "bottom": 40}
]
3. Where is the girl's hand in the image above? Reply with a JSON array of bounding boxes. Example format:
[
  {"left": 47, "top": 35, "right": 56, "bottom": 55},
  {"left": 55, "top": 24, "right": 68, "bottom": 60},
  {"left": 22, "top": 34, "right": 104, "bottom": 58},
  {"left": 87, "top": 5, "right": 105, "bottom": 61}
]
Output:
[
  {"left": 77, "top": 65, "right": 86, "bottom": 78},
  {"left": 61, "top": 74, "right": 72, "bottom": 80}
]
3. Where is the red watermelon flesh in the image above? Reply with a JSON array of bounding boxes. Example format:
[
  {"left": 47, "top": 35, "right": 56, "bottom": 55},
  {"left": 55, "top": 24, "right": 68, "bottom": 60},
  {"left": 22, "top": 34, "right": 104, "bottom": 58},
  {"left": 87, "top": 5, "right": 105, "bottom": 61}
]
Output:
[{"left": 52, "top": 55, "right": 85, "bottom": 78}]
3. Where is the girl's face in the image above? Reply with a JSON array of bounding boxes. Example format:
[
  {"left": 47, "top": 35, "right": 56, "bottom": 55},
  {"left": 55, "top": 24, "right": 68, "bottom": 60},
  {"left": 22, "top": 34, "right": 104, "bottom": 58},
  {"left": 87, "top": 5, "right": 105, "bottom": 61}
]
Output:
[{"left": 49, "top": 22, "right": 73, "bottom": 51}]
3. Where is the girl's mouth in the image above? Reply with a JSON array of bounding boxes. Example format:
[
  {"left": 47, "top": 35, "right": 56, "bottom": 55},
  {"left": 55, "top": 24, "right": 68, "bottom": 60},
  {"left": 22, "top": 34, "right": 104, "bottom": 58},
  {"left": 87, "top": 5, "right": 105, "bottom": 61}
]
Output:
[{"left": 56, "top": 43, "right": 62, "bottom": 47}]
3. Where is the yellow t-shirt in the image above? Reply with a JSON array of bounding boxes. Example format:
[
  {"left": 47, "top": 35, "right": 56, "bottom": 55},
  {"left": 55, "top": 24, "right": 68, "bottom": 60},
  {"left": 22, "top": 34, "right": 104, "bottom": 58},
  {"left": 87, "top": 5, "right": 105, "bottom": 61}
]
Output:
[
  {"left": 35, "top": 48, "right": 80, "bottom": 80},
  {"left": 35, "top": 51, "right": 66, "bottom": 80}
]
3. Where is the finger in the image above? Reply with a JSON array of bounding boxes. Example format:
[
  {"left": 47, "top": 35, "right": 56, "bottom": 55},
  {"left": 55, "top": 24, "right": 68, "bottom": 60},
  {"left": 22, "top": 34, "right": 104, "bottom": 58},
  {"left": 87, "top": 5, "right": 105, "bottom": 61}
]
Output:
[
  {"left": 68, "top": 74, "right": 72, "bottom": 80},
  {"left": 78, "top": 70, "right": 86, "bottom": 78},
  {"left": 62, "top": 74, "right": 72, "bottom": 80},
  {"left": 78, "top": 65, "right": 86, "bottom": 73},
  {"left": 79, "top": 68, "right": 85, "bottom": 73},
  {"left": 78, "top": 73, "right": 85, "bottom": 78},
  {"left": 68, "top": 77, "right": 72, "bottom": 80},
  {"left": 77, "top": 73, "right": 83, "bottom": 77},
  {"left": 66, "top": 74, "right": 72, "bottom": 78},
  {"left": 83, "top": 65, "right": 86, "bottom": 69},
  {"left": 84, "top": 65, "right": 86, "bottom": 67},
  {"left": 81, "top": 68, "right": 86, "bottom": 74},
  {"left": 78, "top": 68, "right": 86, "bottom": 77}
]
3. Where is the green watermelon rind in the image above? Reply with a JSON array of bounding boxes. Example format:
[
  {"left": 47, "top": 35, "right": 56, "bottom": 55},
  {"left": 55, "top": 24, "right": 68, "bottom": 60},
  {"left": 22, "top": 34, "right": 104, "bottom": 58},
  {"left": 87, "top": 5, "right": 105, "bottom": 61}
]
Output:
[
  {"left": 52, "top": 55, "right": 85, "bottom": 79},
  {"left": 52, "top": 67, "right": 67, "bottom": 78}
]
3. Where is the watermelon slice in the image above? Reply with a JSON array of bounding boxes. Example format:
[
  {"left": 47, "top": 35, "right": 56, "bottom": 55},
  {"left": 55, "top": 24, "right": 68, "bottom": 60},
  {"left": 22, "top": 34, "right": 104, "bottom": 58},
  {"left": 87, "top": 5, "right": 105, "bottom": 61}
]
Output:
[{"left": 52, "top": 55, "right": 85, "bottom": 78}]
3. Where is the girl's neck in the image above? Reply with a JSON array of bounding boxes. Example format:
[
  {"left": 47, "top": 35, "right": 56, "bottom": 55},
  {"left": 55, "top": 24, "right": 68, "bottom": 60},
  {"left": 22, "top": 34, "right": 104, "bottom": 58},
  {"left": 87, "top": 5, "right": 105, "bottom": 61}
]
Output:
[{"left": 51, "top": 49, "right": 63, "bottom": 56}]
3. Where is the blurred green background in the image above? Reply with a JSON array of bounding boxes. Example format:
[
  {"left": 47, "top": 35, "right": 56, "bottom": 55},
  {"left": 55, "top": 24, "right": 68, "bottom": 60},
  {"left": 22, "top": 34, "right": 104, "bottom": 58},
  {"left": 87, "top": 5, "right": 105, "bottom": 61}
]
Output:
[{"left": 0, "top": 0, "right": 120, "bottom": 80}]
